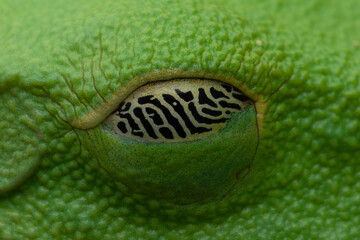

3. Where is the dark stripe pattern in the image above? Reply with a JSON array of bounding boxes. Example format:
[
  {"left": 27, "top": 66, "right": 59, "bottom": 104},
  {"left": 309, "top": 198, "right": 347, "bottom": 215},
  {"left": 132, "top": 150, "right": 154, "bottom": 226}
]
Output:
[{"left": 108, "top": 79, "right": 253, "bottom": 142}]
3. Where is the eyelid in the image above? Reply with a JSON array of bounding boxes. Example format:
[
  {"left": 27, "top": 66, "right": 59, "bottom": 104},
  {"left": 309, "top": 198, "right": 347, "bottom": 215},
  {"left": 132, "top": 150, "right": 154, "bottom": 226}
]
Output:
[{"left": 71, "top": 69, "right": 267, "bottom": 133}]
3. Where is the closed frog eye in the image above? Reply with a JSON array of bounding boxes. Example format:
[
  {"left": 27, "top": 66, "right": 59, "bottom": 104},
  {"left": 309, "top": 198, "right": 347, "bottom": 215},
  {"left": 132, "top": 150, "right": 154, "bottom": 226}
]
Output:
[
  {"left": 106, "top": 79, "right": 253, "bottom": 142},
  {"left": 82, "top": 76, "right": 261, "bottom": 204}
]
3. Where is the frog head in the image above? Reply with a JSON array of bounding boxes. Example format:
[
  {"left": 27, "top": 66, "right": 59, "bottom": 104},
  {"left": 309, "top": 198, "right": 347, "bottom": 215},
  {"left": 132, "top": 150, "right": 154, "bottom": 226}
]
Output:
[{"left": 0, "top": 0, "right": 359, "bottom": 239}]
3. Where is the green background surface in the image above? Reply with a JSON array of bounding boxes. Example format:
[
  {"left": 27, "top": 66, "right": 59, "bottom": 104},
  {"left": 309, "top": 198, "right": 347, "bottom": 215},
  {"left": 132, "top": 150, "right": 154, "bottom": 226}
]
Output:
[{"left": 0, "top": 0, "right": 359, "bottom": 239}]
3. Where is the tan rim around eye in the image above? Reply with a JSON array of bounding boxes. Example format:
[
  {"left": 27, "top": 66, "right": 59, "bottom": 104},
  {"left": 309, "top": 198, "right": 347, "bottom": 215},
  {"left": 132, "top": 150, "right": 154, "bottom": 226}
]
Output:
[{"left": 71, "top": 69, "right": 267, "bottom": 134}]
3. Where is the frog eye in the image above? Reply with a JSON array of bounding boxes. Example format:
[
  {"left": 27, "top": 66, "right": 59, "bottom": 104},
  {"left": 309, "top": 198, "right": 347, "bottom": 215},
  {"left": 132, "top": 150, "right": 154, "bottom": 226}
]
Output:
[
  {"left": 83, "top": 77, "right": 259, "bottom": 204},
  {"left": 106, "top": 79, "right": 253, "bottom": 142}
]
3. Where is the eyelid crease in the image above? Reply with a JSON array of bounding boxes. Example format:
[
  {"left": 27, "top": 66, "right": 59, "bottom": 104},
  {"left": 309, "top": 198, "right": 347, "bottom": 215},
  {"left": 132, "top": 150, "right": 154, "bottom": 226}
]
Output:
[{"left": 70, "top": 69, "right": 267, "bottom": 134}]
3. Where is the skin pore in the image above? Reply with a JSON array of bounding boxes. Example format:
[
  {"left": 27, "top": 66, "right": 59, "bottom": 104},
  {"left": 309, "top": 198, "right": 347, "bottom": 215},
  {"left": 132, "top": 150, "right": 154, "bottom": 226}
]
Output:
[{"left": 0, "top": 0, "right": 359, "bottom": 239}]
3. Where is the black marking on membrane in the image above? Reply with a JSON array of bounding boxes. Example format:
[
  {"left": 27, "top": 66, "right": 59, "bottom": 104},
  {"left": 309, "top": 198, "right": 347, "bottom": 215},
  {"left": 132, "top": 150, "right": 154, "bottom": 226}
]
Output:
[
  {"left": 134, "top": 107, "right": 158, "bottom": 139},
  {"left": 219, "top": 101, "right": 241, "bottom": 110},
  {"left": 233, "top": 93, "right": 249, "bottom": 102},
  {"left": 175, "top": 89, "right": 194, "bottom": 102},
  {"left": 114, "top": 102, "right": 131, "bottom": 115},
  {"left": 117, "top": 121, "right": 127, "bottom": 133},
  {"left": 233, "top": 87, "right": 242, "bottom": 93},
  {"left": 119, "top": 113, "right": 144, "bottom": 137},
  {"left": 221, "top": 84, "right": 232, "bottom": 93},
  {"left": 159, "top": 127, "right": 174, "bottom": 139},
  {"left": 145, "top": 107, "right": 164, "bottom": 125},
  {"left": 198, "top": 88, "right": 217, "bottom": 107},
  {"left": 188, "top": 102, "right": 228, "bottom": 124},
  {"left": 163, "top": 94, "right": 211, "bottom": 134},
  {"left": 201, "top": 108, "right": 223, "bottom": 117},
  {"left": 138, "top": 95, "right": 187, "bottom": 138},
  {"left": 210, "top": 87, "right": 230, "bottom": 99},
  {"left": 122, "top": 102, "right": 131, "bottom": 111}
]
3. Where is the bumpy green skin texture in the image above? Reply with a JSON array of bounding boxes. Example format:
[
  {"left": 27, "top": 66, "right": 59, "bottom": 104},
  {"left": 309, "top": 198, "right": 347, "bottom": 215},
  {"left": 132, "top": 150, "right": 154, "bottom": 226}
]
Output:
[
  {"left": 0, "top": 0, "right": 359, "bottom": 239},
  {"left": 0, "top": 88, "right": 42, "bottom": 193}
]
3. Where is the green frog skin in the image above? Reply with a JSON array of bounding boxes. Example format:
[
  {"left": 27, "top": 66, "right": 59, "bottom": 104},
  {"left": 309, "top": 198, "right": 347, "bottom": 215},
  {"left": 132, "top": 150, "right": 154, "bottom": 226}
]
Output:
[{"left": 0, "top": 0, "right": 359, "bottom": 239}]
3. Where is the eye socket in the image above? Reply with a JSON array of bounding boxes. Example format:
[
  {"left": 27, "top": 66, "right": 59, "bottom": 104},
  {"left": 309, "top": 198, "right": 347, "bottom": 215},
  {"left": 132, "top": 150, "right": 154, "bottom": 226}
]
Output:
[
  {"left": 105, "top": 79, "right": 253, "bottom": 142},
  {"left": 83, "top": 78, "right": 259, "bottom": 204}
]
